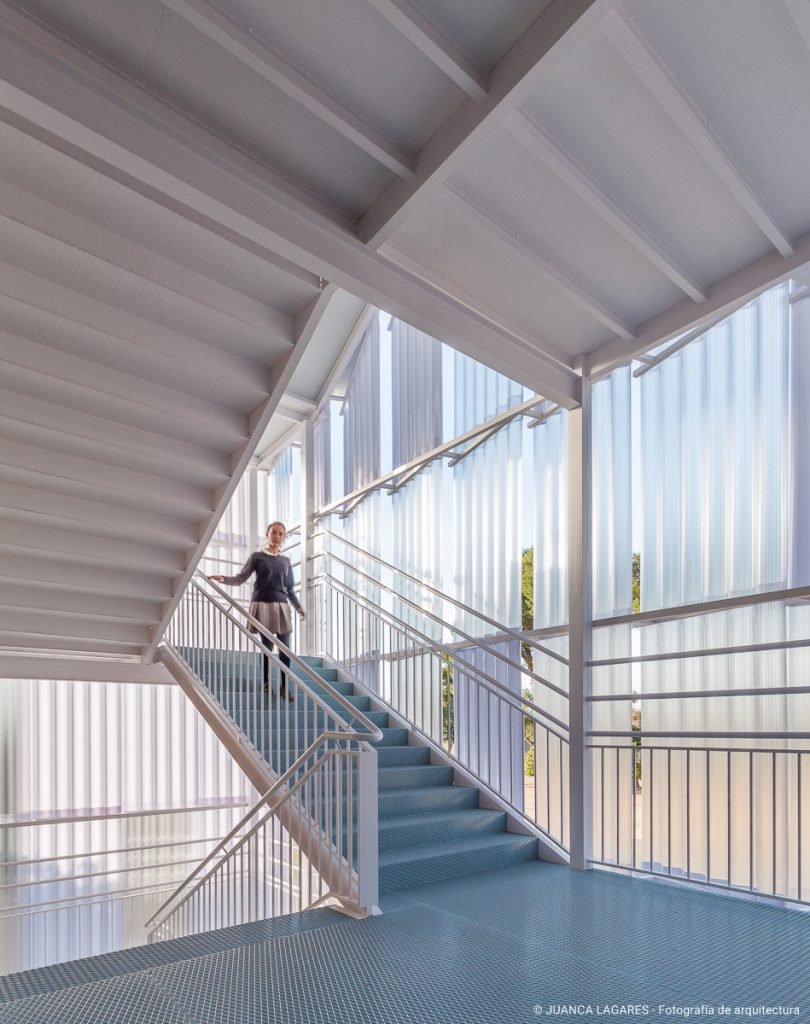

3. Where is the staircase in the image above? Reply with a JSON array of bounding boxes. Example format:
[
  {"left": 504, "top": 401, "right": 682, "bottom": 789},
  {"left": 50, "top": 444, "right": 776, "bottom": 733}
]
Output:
[{"left": 199, "top": 651, "right": 538, "bottom": 895}]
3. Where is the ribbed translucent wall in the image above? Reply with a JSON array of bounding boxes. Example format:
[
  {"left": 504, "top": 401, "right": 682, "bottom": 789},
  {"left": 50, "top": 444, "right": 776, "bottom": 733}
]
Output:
[
  {"left": 0, "top": 679, "right": 248, "bottom": 823},
  {"left": 585, "top": 282, "right": 810, "bottom": 903},
  {"left": 640, "top": 285, "right": 789, "bottom": 608},
  {"left": 0, "top": 677, "right": 251, "bottom": 971}
]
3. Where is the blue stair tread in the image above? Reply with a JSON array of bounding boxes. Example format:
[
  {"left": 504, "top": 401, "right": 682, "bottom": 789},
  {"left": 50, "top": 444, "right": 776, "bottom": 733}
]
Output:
[
  {"left": 378, "top": 785, "right": 479, "bottom": 817},
  {"left": 379, "top": 808, "right": 505, "bottom": 835},
  {"left": 378, "top": 765, "right": 453, "bottom": 789},
  {"left": 378, "top": 831, "right": 537, "bottom": 867},
  {"left": 375, "top": 745, "right": 430, "bottom": 766}
]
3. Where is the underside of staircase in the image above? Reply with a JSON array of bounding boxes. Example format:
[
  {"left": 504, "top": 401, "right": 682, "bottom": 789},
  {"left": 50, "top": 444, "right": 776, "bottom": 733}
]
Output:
[{"left": 174, "top": 649, "right": 540, "bottom": 897}]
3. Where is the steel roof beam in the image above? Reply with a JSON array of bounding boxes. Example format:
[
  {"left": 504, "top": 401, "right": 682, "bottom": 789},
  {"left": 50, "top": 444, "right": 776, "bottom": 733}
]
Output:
[
  {"left": 446, "top": 185, "right": 636, "bottom": 340},
  {"left": 506, "top": 111, "right": 707, "bottom": 303},
  {"left": 363, "top": 0, "right": 487, "bottom": 100},
  {"left": 601, "top": 8, "right": 794, "bottom": 258},
  {"left": 161, "top": 0, "right": 415, "bottom": 179},
  {"left": 358, "top": 0, "right": 611, "bottom": 247}
]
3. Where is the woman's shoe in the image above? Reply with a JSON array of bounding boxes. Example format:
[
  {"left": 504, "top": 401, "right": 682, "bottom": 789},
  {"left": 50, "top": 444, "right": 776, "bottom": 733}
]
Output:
[{"left": 278, "top": 686, "right": 294, "bottom": 702}]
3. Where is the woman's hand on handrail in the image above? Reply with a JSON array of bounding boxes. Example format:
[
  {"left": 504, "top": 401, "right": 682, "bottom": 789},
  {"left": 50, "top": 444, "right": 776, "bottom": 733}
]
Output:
[{"left": 209, "top": 575, "right": 225, "bottom": 583}]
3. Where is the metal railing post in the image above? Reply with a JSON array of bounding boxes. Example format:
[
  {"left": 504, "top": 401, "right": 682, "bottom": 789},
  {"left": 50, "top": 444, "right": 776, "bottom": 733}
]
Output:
[
  {"left": 300, "top": 418, "right": 317, "bottom": 655},
  {"left": 568, "top": 378, "right": 593, "bottom": 871},
  {"left": 356, "top": 746, "right": 379, "bottom": 913}
]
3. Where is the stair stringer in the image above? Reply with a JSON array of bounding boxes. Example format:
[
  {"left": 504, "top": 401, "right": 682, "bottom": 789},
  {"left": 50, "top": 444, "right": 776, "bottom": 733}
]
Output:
[
  {"left": 319, "top": 655, "right": 569, "bottom": 866},
  {"left": 157, "top": 644, "right": 369, "bottom": 913}
]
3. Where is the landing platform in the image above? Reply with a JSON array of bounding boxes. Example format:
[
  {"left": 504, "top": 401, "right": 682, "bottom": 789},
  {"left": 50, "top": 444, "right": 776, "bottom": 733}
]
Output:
[{"left": 0, "top": 864, "right": 807, "bottom": 1022}]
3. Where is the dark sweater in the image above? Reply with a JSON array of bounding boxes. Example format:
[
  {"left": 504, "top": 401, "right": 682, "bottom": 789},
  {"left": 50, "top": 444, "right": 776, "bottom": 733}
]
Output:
[{"left": 222, "top": 551, "right": 301, "bottom": 610}]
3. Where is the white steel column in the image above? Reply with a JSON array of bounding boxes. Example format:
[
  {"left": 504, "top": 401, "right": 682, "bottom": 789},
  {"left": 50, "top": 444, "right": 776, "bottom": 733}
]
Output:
[
  {"left": 790, "top": 293, "right": 810, "bottom": 587},
  {"left": 568, "top": 378, "right": 593, "bottom": 870},
  {"left": 247, "top": 467, "right": 259, "bottom": 560},
  {"left": 299, "top": 418, "right": 317, "bottom": 654}
]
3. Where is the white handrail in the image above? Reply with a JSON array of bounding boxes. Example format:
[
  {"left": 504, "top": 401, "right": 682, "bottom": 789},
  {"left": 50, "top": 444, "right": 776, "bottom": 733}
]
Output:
[
  {"left": 318, "top": 528, "right": 569, "bottom": 666},
  {"left": 318, "top": 550, "right": 569, "bottom": 696},
  {"left": 145, "top": 734, "right": 354, "bottom": 934},
  {"left": 319, "top": 572, "right": 570, "bottom": 724}
]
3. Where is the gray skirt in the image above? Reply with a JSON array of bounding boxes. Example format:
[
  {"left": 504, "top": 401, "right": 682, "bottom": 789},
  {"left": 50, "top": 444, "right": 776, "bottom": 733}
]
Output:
[{"left": 249, "top": 601, "right": 292, "bottom": 636}]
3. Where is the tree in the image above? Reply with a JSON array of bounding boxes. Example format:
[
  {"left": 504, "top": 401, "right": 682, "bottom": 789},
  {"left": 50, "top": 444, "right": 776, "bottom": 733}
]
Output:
[
  {"left": 441, "top": 655, "right": 454, "bottom": 749},
  {"left": 521, "top": 547, "right": 534, "bottom": 671},
  {"left": 632, "top": 552, "right": 641, "bottom": 613}
]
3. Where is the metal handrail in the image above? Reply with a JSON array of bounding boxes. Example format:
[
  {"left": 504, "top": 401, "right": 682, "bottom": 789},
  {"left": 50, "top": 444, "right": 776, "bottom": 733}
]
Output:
[
  {"left": 318, "top": 551, "right": 568, "bottom": 699},
  {"left": 145, "top": 735, "right": 355, "bottom": 934},
  {"left": 318, "top": 573, "right": 569, "bottom": 737},
  {"left": 195, "top": 574, "right": 383, "bottom": 741},
  {"left": 318, "top": 528, "right": 569, "bottom": 666}
]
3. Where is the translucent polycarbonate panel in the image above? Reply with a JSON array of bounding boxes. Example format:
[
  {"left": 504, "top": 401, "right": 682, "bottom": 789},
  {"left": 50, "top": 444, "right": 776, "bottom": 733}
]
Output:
[
  {"left": 0, "top": 679, "right": 249, "bottom": 823},
  {"left": 450, "top": 346, "right": 529, "bottom": 436},
  {"left": 640, "top": 284, "right": 790, "bottom": 611},
  {"left": 264, "top": 445, "right": 301, "bottom": 532},
  {"left": 450, "top": 417, "right": 524, "bottom": 635},
  {"left": 592, "top": 368, "right": 633, "bottom": 618},
  {"left": 389, "top": 318, "right": 443, "bottom": 466},
  {"left": 532, "top": 407, "right": 569, "bottom": 630},
  {"left": 343, "top": 317, "right": 381, "bottom": 495}
]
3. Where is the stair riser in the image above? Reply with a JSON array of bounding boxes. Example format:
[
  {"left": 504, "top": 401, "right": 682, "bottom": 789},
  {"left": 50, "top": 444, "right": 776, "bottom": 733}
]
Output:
[
  {"left": 379, "top": 787, "right": 478, "bottom": 818},
  {"left": 335, "top": 812, "right": 509, "bottom": 856},
  {"left": 379, "top": 838, "right": 537, "bottom": 892},
  {"left": 219, "top": 695, "right": 371, "bottom": 713}
]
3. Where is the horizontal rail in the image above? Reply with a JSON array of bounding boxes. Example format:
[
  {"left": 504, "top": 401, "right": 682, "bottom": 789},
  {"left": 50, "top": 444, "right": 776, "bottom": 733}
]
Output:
[
  {"left": 318, "top": 528, "right": 568, "bottom": 666},
  {"left": 593, "top": 585, "right": 810, "bottom": 629},
  {"left": 589, "top": 684, "right": 810, "bottom": 702},
  {"left": 319, "top": 575, "right": 569, "bottom": 734},
  {"left": 316, "top": 557, "right": 569, "bottom": 700},
  {"left": 589, "top": 730, "right": 810, "bottom": 740},
  {"left": 315, "top": 394, "right": 546, "bottom": 519},
  {"left": 589, "top": 636, "right": 810, "bottom": 668},
  {"left": 588, "top": 741, "right": 810, "bottom": 755}
]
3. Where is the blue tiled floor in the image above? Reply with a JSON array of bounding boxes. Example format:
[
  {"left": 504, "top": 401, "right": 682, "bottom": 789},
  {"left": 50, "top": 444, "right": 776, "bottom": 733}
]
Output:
[{"left": 1, "top": 863, "right": 807, "bottom": 1023}]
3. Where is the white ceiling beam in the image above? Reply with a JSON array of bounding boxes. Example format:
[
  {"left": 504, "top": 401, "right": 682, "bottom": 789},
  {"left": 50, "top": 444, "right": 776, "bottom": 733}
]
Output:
[
  {"left": 0, "top": 344, "right": 249, "bottom": 451},
  {"left": 0, "top": 632, "right": 145, "bottom": 657},
  {"left": 0, "top": 179, "right": 302, "bottom": 346},
  {"left": 0, "top": 609, "right": 153, "bottom": 645},
  {"left": 0, "top": 654, "right": 174, "bottom": 683},
  {"left": 0, "top": 214, "right": 294, "bottom": 355},
  {"left": 358, "top": 0, "right": 611, "bottom": 247},
  {"left": 0, "top": 482, "right": 197, "bottom": 550},
  {"left": 505, "top": 111, "right": 707, "bottom": 303},
  {"left": 601, "top": 8, "right": 794, "bottom": 258},
  {"left": 587, "top": 225, "right": 810, "bottom": 378},
  {"left": 445, "top": 185, "right": 636, "bottom": 340},
  {"left": 0, "top": 439, "right": 213, "bottom": 519},
  {"left": 0, "top": 287, "right": 268, "bottom": 411},
  {"left": 0, "top": 519, "right": 185, "bottom": 575},
  {"left": 0, "top": 390, "right": 230, "bottom": 486},
  {"left": 0, "top": 0, "right": 352, "bottom": 231},
  {"left": 0, "top": 552, "right": 172, "bottom": 602},
  {"left": 144, "top": 286, "right": 339, "bottom": 661},
  {"left": 0, "top": 266, "right": 275, "bottom": 403},
  {"left": 276, "top": 392, "right": 317, "bottom": 423},
  {"left": 362, "top": 0, "right": 487, "bottom": 100},
  {"left": 0, "top": 588, "right": 159, "bottom": 627},
  {"left": 255, "top": 423, "right": 303, "bottom": 470},
  {"left": 161, "top": 0, "right": 414, "bottom": 179},
  {"left": 784, "top": 0, "right": 810, "bottom": 54},
  {"left": 380, "top": 242, "right": 581, "bottom": 396},
  {"left": 0, "top": 14, "right": 579, "bottom": 408}
]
